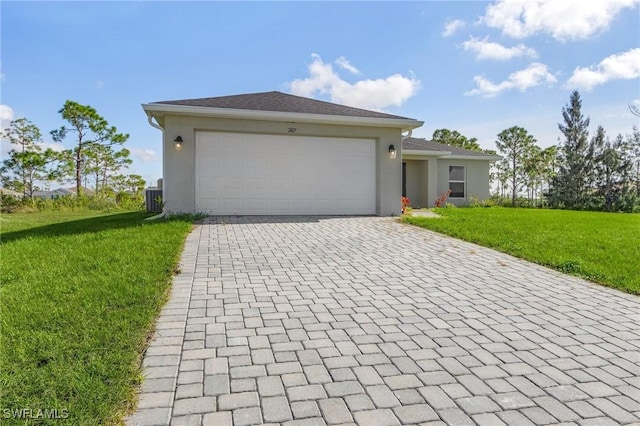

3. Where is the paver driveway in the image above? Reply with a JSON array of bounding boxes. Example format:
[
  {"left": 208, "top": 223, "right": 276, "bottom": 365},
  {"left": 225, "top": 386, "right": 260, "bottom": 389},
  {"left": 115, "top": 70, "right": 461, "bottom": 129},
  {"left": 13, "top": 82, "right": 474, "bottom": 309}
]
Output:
[{"left": 127, "top": 216, "right": 639, "bottom": 426}]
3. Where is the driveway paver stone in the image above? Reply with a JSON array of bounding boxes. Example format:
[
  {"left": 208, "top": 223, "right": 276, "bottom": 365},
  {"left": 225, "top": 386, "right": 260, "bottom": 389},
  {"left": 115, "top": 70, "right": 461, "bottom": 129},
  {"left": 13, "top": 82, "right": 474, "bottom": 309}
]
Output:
[{"left": 127, "top": 216, "right": 640, "bottom": 425}]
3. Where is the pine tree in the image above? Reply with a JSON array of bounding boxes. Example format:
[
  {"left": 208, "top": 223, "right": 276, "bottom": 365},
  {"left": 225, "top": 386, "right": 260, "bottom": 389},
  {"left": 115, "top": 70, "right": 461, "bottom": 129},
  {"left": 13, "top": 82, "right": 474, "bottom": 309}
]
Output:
[
  {"left": 0, "top": 118, "right": 58, "bottom": 198},
  {"left": 51, "top": 101, "right": 128, "bottom": 196},
  {"left": 495, "top": 126, "right": 537, "bottom": 207},
  {"left": 548, "top": 91, "right": 593, "bottom": 209},
  {"left": 592, "top": 131, "right": 635, "bottom": 212}
]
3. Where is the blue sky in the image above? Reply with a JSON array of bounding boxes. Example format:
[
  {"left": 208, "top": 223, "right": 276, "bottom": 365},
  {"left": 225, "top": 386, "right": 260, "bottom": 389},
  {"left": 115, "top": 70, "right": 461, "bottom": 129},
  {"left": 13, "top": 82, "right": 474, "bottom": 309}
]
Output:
[{"left": 2, "top": 1, "right": 639, "bottom": 187}]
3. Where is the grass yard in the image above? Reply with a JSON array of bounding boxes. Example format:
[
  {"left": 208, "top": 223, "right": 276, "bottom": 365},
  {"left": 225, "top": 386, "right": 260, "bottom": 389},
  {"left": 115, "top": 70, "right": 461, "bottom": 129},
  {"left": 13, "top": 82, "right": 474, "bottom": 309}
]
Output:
[
  {"left": 0, "top": 210, "right": 195, "bottom": 424},
  {"left": 403, "top": 207, "right": 640, "bottom": 295}
]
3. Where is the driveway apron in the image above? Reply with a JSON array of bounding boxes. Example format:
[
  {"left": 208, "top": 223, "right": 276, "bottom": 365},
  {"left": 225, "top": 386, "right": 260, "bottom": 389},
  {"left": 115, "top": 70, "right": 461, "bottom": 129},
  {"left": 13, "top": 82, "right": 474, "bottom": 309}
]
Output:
[{"left": 127, "top": 216, "right": 640, "bottom": 426}]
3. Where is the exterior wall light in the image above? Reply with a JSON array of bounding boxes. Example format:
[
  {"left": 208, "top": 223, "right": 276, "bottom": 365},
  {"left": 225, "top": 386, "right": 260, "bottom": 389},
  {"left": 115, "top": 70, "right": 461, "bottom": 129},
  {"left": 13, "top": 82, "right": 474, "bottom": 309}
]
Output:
[
  {"left": 174, "top": 136, "right": 183, "bottom": 149},
  {"left": 388, "top": 144, "right": 397, "bottom": 159}
]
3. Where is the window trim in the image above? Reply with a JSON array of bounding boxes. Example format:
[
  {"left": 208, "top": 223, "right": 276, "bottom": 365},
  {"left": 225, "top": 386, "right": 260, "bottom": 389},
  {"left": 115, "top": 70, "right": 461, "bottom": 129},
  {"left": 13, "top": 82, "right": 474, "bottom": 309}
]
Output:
[{"left": 448, "top": 165, "right": 466, "bottom": 199}]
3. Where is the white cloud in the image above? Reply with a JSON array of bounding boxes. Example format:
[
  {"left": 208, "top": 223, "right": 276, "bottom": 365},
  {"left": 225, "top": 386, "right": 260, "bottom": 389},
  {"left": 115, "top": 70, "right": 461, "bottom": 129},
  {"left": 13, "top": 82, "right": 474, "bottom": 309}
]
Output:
[
  {"left": 0, "top": 105, "right": 15, "bottom": 158},
  {"left": 465, "top": 62, "right": 557, "bottom": 97},
  {"left": 0, "top": 104, "right": 14, "bottom": 132},
  {"left": 41, "top": 142, "right": 65, "bottom": 152},
  {"left": 130, "top": 147, "right": 158, "bottom": 163},
  {"left": 442, "top": 19, "right": 466, "bottom": 37},
  {"left": 462, "top": 36, "right": 538, "bottom": 61},
  {"left": 565, "top": 48, "right": 640, "bottom": 91},
  {"left": 335, "top": 56, "right": 360, "bottom": 74},
  {"left": 289, "top": 54, "right": 421, "bottom": 111},
  {"left": 481, "top": 0, "right": 637, "bottom": 41}
]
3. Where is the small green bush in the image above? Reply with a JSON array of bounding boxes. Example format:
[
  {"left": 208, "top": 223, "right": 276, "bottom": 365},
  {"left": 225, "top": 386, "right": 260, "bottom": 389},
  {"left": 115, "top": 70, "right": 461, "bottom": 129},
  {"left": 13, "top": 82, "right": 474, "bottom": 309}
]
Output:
[
  {"left": 469, "top": 195, "right": 497, "bottom": 208},
  {"left": 0, "top": 195, "right": 22, "bottom": 213}
]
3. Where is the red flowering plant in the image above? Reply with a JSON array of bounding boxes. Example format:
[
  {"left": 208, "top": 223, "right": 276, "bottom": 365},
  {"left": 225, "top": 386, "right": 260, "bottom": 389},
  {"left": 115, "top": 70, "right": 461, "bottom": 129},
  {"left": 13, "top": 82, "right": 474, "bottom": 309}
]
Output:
[
  {"left": 401, "top": 196, "right": 411, "bottom": 214},
  {"left": 434, "top": 190, "right": 451, "bottom": 207}
]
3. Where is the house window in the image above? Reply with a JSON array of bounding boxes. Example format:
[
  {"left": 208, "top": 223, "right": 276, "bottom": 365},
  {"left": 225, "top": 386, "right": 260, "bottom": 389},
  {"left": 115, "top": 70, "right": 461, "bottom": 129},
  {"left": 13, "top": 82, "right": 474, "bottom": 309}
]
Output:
[{"left": 449, "top": 166, "right": 465, "bottom": 198}]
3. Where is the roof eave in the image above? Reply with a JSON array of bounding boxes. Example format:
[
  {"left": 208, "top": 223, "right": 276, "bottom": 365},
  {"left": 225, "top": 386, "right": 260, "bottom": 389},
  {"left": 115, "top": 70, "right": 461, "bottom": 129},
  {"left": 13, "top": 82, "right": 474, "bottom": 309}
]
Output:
[
  {"left": 402, "top": 149, "right": 452, "bottom": 157},
  {"left": 142, "top": 103, "right": 424, "bottom": 131},
  {"left": 447, "top": 154, "right": 502, "bottom": 161},
  {"left": 402, "top": 149, "right": 501, "bottom": 161}
]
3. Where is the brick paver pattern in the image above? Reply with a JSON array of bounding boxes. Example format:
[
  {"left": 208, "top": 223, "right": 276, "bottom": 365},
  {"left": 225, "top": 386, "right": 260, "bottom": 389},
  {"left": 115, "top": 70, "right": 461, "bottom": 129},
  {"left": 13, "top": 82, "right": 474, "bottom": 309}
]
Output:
[{"left": 127, "top": 216, "right": 640, "bottom": 426}]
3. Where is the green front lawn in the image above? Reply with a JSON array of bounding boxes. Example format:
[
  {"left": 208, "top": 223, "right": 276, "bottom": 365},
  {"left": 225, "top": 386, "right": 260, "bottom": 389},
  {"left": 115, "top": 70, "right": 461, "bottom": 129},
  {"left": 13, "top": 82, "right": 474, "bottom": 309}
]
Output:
[
  {"left": 0, "top": 210, "right": 194, "bottom": 424},
  {"left": 403, "top": 208, "right": 640, "bottom": 294}
]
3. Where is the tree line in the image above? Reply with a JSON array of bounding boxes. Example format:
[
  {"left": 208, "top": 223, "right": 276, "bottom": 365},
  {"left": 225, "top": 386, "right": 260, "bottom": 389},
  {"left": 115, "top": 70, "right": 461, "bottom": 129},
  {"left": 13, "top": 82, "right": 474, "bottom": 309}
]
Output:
[
  {"left": 1, "top": 101, "right": 146, "bottom": 207},
  {"left": 434, "top": 91, "right": 639, "bottom": 213}
]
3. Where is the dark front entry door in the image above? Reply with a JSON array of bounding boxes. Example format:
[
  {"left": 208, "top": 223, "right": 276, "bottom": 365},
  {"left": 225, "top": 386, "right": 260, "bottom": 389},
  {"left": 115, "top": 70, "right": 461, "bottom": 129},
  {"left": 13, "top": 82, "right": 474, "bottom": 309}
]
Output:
[{"left": 402, "top": 162, "right": 407, "bottom": 197}]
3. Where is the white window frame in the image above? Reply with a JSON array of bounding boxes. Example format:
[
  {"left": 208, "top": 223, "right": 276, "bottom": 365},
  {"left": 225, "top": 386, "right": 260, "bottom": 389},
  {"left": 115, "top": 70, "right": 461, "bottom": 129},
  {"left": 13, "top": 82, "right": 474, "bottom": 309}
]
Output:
[{"left": 448, "top": 165, "right": 466, "bottom": 199}]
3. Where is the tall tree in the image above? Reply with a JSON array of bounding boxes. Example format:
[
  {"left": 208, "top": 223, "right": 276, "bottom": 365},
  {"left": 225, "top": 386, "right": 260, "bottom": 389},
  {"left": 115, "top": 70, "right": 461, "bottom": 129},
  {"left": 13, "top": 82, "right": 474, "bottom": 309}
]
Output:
[
  {"left": 432, "top": 129, "right": 483, "bottom": 152},
  {"left": 590, "top": 126, "right": 609, "bottom": 210},
  {"left": 523, "top": 145, "right": 543, "bottom": 206},
  {"left": 111, "top": 173, "right": 147, "bottom": 207},
  {"left": 539, "top": 145, "right": 559, "bottom": 196},
  {"left": 494, "top": 160, "right": 510, "bottom": 199},
  {"left": 0, "top": 118, "right": 58, "bottom": 198},
  {"left": 628, "top": 126, "right": 640, "bottom": 198},
  {"left": 617, "top": 129, "right": 639, "bottom": 210},
  {"left": 84, "top": 144, "right": 132, "bottom": 195},
  {"left": 548, "top": 91, "right": 593, "bottom": 209},
  {"left": 51, "top": 101, "right": 128, "bottom": 196},
  {"left": 123, "top": 174, "right": 146, "bottom": 195},
  {"left": 592, "top": 129, "right": 635, "bottom": 211},
  {"left": 495, "top": 126, "right": 537, "bottom": 207}
]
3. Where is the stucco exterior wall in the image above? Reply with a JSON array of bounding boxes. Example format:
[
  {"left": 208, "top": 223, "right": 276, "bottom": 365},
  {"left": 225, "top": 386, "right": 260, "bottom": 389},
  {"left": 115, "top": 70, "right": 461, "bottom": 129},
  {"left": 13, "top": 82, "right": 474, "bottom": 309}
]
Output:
[
  {"left": 403, "top": 159, "right": 432, "bottom": 208},
  {"left": 436, "top": 159, "right": 491, "bottom": 206},
  {"left": 161, "top": 114, "right": 404, "bottom": 216}
]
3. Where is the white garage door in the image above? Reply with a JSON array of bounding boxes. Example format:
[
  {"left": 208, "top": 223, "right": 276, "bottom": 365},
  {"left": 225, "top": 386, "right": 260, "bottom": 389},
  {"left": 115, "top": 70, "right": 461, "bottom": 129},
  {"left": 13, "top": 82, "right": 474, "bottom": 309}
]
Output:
[{"left": 195, "top": 131, "right": 376, "bottom": 215}]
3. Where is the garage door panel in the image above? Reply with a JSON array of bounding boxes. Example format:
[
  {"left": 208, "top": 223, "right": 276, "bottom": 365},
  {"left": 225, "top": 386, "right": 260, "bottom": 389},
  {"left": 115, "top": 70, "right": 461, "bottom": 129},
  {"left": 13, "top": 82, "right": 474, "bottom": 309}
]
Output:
[
  {"left": 267, "top": 198, "right": 290, "bottom": 211},
  {"left": 290, "top": 161, "right": 310, "bottom": 177},
  {"left": 246, "top": 199, "right": 268, "bottom": 211},
  {"left": 244, "top": 178, "right": 268, "bottom": 197},
  {"left": 208, "top": 178, "right": 241, "bottom": 197},
  {"left": 268, "top": 179, "right": 291, "bottom": 198},
  {"left": 197, "top": 179, "right": 221, "bottom": 198},
  {"left": 196, "top": 132, "right": 376, "bottom": 215},
  {"left": 222, "top": 198, "right": 244, "bottom": 211},
  {"left": 290, "top": 199, "right": 313, "bottom": 211},
  {"left": 244, "top": 157, "right": 263, "bottom": 174},
  {"left": 352, "top": 202, "right": 371, "bottom": 213},
  {"left": 198, "top": 197, "right": 220, "bottom": 211}
]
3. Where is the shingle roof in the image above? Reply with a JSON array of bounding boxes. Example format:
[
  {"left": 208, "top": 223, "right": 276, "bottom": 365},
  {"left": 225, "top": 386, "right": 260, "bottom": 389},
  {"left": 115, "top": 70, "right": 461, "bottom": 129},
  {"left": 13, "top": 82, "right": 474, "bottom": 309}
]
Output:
[
  {"left": 153, "top": 91, "right": 411, "bottom": 120},
  {"left": 403, "top": 137, "right": 498, "bottom": 159}
]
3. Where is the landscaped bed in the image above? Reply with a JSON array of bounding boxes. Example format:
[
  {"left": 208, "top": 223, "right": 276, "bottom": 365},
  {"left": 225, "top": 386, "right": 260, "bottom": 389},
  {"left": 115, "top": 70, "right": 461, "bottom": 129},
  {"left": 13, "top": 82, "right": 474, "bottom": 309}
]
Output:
[
  {"left": 403, "top": 207, "right": 640, "bottom": 295},
  {"left": 0, "top": 210, "right": 194, "bottom": 424}
]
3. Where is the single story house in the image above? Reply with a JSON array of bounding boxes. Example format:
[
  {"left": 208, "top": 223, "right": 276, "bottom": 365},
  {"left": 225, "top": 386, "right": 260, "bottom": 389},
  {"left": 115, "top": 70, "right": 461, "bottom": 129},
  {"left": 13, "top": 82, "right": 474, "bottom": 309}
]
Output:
[
  {"left": 142, "top": 91, "right": 497, "bottom": 215},
  {"left": 33, "top": 188, "right": 75, "bottom": 200},
  {"left": 402, "top": 137, "right": 500, "bottom": 208},
  {"left": 32, "top": 187, "right": 95, "bottom": 200}
]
